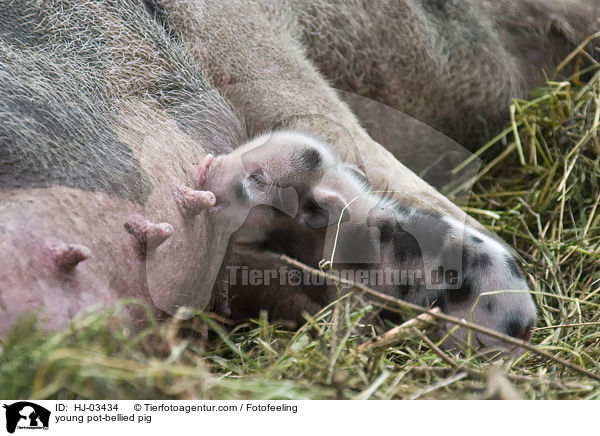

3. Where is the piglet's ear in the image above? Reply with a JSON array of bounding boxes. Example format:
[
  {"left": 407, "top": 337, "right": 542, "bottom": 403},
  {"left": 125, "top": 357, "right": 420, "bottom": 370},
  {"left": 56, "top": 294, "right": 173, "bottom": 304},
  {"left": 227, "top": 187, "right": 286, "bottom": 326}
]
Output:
[{"left": 303, "top": 187, "right": 348, "bottom": 229}]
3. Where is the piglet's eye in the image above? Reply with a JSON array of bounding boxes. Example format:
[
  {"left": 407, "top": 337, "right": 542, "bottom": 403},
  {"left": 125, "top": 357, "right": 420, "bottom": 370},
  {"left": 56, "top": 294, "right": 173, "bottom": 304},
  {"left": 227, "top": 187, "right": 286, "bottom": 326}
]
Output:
[{"left": 249, "top": 172, "right": 266, "bottom": 187}]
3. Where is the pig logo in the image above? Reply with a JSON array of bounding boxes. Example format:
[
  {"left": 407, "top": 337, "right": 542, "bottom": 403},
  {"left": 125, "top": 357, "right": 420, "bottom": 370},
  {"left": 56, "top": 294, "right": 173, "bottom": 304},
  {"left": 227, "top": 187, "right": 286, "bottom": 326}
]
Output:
[{"left": 2, "top": 402, "right": 50, "bottom": 433}]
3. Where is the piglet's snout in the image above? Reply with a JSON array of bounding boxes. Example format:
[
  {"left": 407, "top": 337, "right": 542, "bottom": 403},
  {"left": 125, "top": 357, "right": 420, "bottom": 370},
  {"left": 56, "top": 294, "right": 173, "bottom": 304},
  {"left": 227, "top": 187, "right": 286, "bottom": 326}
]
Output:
[
  {"left": 503, "top": 310, "right": 535, "bottom": 341},
  {"left": 434, "top": 216, "right": 537, "bottom": 351}
]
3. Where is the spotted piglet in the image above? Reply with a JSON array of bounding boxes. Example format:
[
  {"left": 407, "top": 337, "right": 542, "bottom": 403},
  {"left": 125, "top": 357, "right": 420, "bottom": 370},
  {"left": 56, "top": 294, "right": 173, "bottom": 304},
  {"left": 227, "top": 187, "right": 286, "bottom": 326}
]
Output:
[{"left": 200, "top": 131, "right": 537, "bottom": 353}]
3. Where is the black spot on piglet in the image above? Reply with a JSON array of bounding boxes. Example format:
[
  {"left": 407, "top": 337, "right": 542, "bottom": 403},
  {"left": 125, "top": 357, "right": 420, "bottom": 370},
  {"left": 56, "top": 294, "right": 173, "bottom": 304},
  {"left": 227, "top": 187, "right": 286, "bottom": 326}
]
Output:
[
  {"left": 296, "top": 147, "right": 323, "bottom": 172},
  {"left": 392, "top": 225, "right": 423, "bottom": 260},
  {"left": 467, "top": 251, "right": 492, "bottom": 269},
  {"left": 446, "top": 276, "right": 473, "bottom": 304},
  {"left": 504, "top": 255, "right": 524, "bottom": 279},
  {"left": 470, "top": 235, "right": 483, "bottom": 244},
  {"left": 503, "top": 311, "right": 533, "bottom": 340}
]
